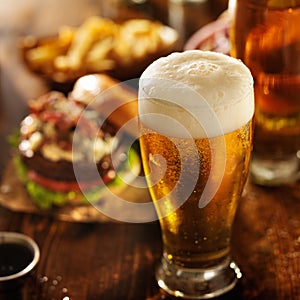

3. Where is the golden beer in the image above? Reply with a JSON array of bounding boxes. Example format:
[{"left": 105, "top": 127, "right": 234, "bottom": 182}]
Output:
[
  {"left": 139, "top": 120, "right": 252, "bottom": 269},
  {"left": 230, "top": 0, "right": 300, "bottom": 184},
  {"left": 138, "top": 50, "right": 254, "bottom": 298}
]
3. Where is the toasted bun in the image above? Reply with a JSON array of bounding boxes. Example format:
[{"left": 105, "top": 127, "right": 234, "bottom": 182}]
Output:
[{"left": 70, "top": 74, "right": 138, "bottom": 137}]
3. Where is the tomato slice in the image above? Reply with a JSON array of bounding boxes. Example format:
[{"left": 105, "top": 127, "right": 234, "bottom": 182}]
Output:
[{"left": 27, "top": 170, "right": 115, "bottom": 193}]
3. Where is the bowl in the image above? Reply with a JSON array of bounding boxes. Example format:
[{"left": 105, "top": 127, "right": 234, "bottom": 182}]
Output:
[
  {"left": 0, "top": 231, "right": 40, "bottom": 291},
  {"left": 19, "top": 17, "right": 178, "bottom": 93}
]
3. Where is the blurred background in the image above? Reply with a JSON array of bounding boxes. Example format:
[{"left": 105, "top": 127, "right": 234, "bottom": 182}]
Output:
[{"left": 0, "top": 0, "right": 229, "bottom": 184}]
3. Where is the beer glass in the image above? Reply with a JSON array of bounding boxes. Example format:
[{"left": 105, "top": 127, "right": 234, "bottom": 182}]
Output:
[
  {"left": 138, "top": 50, "right": 254, "bottom": 299},
  {"left": 230, "top": 0, "right": 300, "bottom": 186}
]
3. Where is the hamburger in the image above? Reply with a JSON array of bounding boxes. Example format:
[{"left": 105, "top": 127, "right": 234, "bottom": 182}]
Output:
[{"left": 14, "top": 74, "right": 139, "bottom": 209}]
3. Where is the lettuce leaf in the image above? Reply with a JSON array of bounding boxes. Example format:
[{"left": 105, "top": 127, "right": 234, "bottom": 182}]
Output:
[{"left": 13, "top": 146, "right": 140, "bottom": 209}]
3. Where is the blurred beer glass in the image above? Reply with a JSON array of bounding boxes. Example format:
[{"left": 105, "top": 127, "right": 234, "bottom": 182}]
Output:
[
  {"left": 230, "top": 0, "right": 300, "bottom": 185},
  {"left": 138, "top": 50, "right": 254, "bottom": 299}
]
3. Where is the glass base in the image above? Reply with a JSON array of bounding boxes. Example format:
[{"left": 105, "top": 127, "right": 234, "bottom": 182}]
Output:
[
  {"left": 250, "top": 153, "right": 300, "bottom": 186},
  {"left": 156, "top": 256, "right": 242, "bottom": 299}
]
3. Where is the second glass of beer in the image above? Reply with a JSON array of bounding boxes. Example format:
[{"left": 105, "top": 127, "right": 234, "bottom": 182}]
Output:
[
  {"left": 230, "top": 0, "right": 300, "bottom": 186},
  {"left": 138, "top": 50, "right": 254, "bottom": 299}
]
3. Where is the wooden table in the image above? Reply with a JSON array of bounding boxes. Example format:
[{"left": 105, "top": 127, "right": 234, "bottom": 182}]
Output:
[{"left": 1, "top": 1, "right": 300, "bottom": 299}]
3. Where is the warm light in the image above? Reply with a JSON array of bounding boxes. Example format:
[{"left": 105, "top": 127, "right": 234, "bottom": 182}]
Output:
[{"left": 203, "top": 270, "right": 215, "bottom": 280}]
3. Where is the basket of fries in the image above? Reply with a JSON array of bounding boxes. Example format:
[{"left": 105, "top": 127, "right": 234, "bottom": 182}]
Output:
[{"left": 20, "top": 16, "right": 178, "bottom": 91}]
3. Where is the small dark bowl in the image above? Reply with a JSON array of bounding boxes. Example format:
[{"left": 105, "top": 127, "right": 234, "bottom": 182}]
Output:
[{"left": 0, "top": 232, "right": 40, "bottom": 291}]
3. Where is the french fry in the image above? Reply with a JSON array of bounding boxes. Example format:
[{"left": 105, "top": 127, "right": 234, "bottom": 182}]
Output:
[
  {"left": 55, "top": 17, "right": 118, "bottom": 70},
  {"left": 57, "top": 26, "right": 75, "bottom": 44},
  {"left": 26, "top": 26, "right": 74, "bottom": 66},
  {"left": 86, "top": 59, "right": 116, "bottom": 72},
  {"left": 26, "top": 46, "right": 60, "bottom": 66},
  {"left": 86, "top": 37, "right": 114, "bottom": 62}
]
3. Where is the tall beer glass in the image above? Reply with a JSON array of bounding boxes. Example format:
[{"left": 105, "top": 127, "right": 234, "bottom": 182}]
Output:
[
  {"left": 138, "top": 50, "right": 254, "bottom": 299},
  {"left": 230, "top": 0, "right": 300, "bottom": 185}
]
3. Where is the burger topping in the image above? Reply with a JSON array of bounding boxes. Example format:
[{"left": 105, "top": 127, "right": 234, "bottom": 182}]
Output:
[
  {"left": 41, "top": 143, "right": 74, "bottom": 162},
  {"left": 19, "top": 91, "right": 119, "bottom": 163}
]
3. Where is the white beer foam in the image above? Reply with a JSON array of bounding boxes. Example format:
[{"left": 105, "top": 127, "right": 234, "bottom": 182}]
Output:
[{"left": 138, "top": 50, "right": 254, "bottom": 138}]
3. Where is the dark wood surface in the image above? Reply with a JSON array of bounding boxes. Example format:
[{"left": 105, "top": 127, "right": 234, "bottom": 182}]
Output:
[{"left": 1, "top": 1, "right": 300, "bottom": 299}]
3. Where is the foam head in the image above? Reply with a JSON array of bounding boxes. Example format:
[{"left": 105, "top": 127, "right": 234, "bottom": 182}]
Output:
[{"left": 138, "top": 50, "right": 254, "bottom": 138}]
